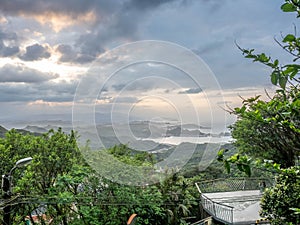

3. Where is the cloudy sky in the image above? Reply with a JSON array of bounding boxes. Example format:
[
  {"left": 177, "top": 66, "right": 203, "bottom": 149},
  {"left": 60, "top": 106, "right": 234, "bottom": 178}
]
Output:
[{"left": 0, "top": 0, "right": 297, "bottom": 129}]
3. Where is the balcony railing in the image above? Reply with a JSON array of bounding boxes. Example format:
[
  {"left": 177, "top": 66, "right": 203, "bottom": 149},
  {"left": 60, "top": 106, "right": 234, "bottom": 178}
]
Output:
[
  {"left": 201, "top": 194, "right": 233, "bottom": 224},
  {"left": 195, "top": 177, "right": 273, "bottom": 225}
]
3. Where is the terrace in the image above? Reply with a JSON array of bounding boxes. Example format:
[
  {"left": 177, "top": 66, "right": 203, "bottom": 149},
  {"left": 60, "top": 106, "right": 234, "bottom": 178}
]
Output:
[{"left": 195, "top": 178, "right": 272, "bottom": 225}]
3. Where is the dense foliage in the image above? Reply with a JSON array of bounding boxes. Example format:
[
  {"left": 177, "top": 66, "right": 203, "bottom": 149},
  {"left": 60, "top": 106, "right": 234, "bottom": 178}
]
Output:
[
  {"left": 230, "top": 15, "right": 300, "bottom": 168},
  {"left": 218, "top": 1, "right": 300, "bottom": 224},
  {"left": 260, "top": 166, "right": 300, "bottom": 225},
  {"left": 0, "top": 129, "right": 211, "bottom": 225}
]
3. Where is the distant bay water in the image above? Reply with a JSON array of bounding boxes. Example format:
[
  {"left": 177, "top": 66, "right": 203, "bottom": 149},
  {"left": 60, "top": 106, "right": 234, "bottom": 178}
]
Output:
[{"left": 142, "top": 136, "right": 233, "bottom": 145}]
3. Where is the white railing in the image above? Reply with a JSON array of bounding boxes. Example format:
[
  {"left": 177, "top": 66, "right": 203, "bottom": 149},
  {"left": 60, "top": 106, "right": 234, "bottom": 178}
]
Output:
[
  {"left": 195, "top": 177, "right": 273, "bottom": 224},
  {"left": 201, "top": 194, "right": 233, "bottom": 224}
]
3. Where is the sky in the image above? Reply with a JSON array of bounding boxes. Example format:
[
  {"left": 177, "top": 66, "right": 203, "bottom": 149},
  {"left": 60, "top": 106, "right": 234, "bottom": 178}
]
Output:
[{"left": 0, "top": 0, "right": 297, "bottom": 129}]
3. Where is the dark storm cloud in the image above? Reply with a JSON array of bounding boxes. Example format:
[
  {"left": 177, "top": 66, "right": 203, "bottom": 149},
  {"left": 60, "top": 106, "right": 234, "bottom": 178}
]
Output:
[
  {"left": 0, "top": 0, "right": 120, "bottom": 63},
  {"left": 126, "top": 0, "right": 175, "bottom": 9},
  {"left": 0, "top": 29, "right": 20, "bottom": 57},
  {"left": 0, "top": 0, "right": 189, "bottom": 17},
  {"left": 0, "top": 29, "right": 18, "bottom": 40},
  {"left": 0, "top": 44, "right": 19, "bottom": 57},
  {"left": 0, "top": 0, "right": 197, "bottom": 64},
  {"left": 19, "top": 43, "right": 51, "bottom": 61},
  {"left": 0, "top": 64, "right": 58, "bottom": 83},
  {"left": 56, "top": 43, "right": 104, "bottom": 64},
  {"left": 0, "top": 79, "right": 77, "bottom": 102},
  {"left": 107, "top": 0, "right": 179, "bottom": 37},
  {"left": 178, "top": 87, "right": 202, "bottom": 94},
  {"left": 0, "top": 0, "right": 224, "bottom": 65},
  {"left": 56, "top": 44, "right": 74, "bottom": 61},
  {"left": 56, "top": 44, "right": 90, "bottom": 64},
  {"left": 57, "top": 0, "right": 181, "bottom": 64},
  {"left": 0, "top": 83, "right": 35, "bottom": 102},
  {"left": 0, "top": 0, "right": 178, "bottom": 18},
  {"left": 0, "top": 0, "right": 117, "bottom": 17},
  {"left": 35, "top": 80, "right": 78, "bottom": 102}
]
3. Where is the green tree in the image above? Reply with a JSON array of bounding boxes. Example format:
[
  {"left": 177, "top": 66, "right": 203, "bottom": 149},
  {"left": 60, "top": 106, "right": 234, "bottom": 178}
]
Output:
[
  {"left": 218, "top": 1, "right": 300, "bottom": 224},
  {"left": 80, "top": 144, "right": 198, "bottom": 225},
  {"left": 229, "top": 0, "right": 300, "bottom": 168},
  {"left": 0, "top": 130, "right": 200, "bottom": 225},
  {"left": 0, "top": 128, "right": 87, "bottom": 225},
  {"left": 260, "top": 166, "right": 300, "bottom": 225},
  {"left": 157, "top": 171, "right": 196, "bottom": 225}
]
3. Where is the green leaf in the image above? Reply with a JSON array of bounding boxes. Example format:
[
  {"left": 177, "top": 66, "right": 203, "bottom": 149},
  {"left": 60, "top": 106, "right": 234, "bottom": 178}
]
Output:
[
  {"left": 258, "top": 53, "right": 270, "bottom": 63},
  {"left": 234, "top": 107, "right": 241, "bottom": 113},
  {"left": 290, "top": 208, "right": 300, "bottom": 215},
  {"left": 229, "top": 154, "right": 239, "bottom": 163},
  {"left": 243, "top": 164, "right": 251, "bottom": 177},
  {"left": 273, "top": 163, "right": 281, "bottom": 171},
  {"left": 240, "top": 105, "right": 246, "bottom": 114},
  {"left": 292, "top": 99, "right": 300, "bottom": 107},
  {"left": 279, "top": 76, "right": 287, "bottom": 89},
  {"left": 281, "top": 3, "right": 297, "bottom": 12},
  {"left": 283, "top": 64, "right": 300, "bottom": 79},
  {"left": 224, "top": 160, "right": 230, "bottom": 174},
  {"left": 283, "top": 65, "right": 296, "bottom": 75},
  {"left": 290, "top": 69, "right": 299, "bottom": 79},
  {"left": 237, "top": 163, "right": 243, "bottom": 172},
  {"left": 271, "top": 72, "right": 279, "bottom": 85},
  {"left": 217, "top": 149, "right": 224, "bottom": 161},
  {"left": 245, "top": 54, "right": 256, "bottom": 59},
  {"left": 283, "top": 34, "right": 296, "bottom": 42}
]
